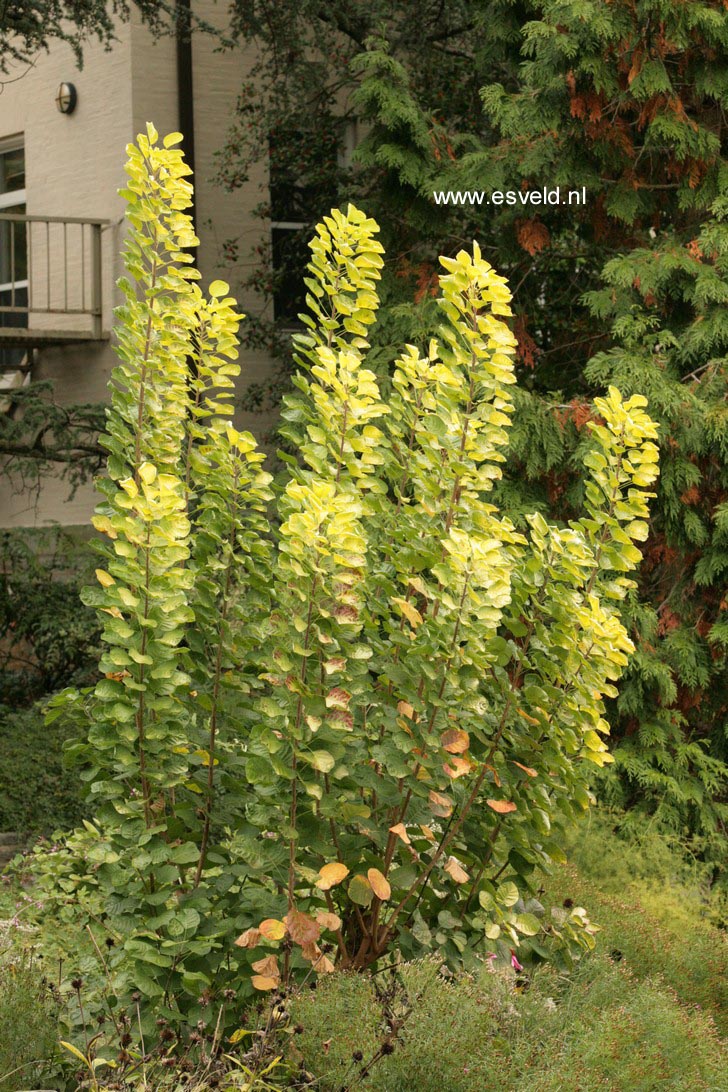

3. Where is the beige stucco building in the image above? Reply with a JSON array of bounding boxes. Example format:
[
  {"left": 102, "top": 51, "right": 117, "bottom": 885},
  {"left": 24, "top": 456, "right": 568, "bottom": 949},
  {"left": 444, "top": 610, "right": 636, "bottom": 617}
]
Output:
[{"left": 0, "top": 3, "right": 276, "bottom": 528}]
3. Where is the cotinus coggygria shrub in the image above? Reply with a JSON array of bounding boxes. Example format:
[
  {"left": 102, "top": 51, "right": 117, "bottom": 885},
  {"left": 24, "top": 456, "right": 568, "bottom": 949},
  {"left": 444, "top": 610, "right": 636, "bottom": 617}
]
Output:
[{"left": 38, "top": 126, "right": 659, "bottom": 1031}]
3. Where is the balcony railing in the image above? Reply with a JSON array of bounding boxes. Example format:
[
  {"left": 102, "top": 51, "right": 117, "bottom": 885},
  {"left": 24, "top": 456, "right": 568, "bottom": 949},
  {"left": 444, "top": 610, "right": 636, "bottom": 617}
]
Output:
[{"left": 0, "top": 213, "right": 108, "bottom": 354}]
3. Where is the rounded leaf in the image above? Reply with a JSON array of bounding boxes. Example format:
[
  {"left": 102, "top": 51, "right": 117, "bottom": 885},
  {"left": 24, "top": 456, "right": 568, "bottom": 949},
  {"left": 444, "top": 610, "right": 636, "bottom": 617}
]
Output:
[
  {"left": 316, "top": 862, "right": 350, "bottom": 890},
  {"left": 367, "top": 868, "right": 391, "bottom": 901},
  {"left": 348, "top": 874, "right": 373, "bottom": 907},
  {"left": 315, "top": 911, "right": 342, "bottom": 931},
  {"left": 251, "top": 955, "right": 280, "bottom": 980},
  {"left": 251, "top": 975, "right": 278, "bottom": 991},
  {"left": 285, "top": 908, "right": 321, "bottom": 946},
  {"left": 258, "top": 919, "right": 285, "bottom": 941},
  {"left": 441, "top": 729, "right": 469, "bottom": 754}
]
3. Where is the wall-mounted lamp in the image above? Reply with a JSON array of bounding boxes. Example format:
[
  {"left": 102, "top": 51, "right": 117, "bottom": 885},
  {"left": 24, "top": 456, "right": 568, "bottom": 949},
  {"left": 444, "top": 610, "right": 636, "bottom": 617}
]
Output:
[{"left": 55, "top": 82, "right": 77, "bottom": 115}]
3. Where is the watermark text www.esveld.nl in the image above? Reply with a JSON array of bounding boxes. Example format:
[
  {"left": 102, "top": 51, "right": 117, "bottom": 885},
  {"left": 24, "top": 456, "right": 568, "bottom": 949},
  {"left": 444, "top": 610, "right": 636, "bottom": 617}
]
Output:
[{"left": 432, "top": 186, "right": 587, "bottom": 207}]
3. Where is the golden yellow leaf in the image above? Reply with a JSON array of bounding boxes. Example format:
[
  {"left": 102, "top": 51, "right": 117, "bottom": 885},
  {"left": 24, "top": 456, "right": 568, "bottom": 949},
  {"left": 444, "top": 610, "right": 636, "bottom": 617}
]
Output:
[
  {"left": 258, "top": 918, "right": 286, "bottom": 941},
  {"left": 251, "top": 975, "right": 278, "bottom": 991},
  {"left": 389, "top": 822, "right": 411, "bottom": 845},
  {"left": 367, "top": 868, "right": 392, "bottom": 901},
  {"left": 397, "top": 700, "right": 415, "bottom": 720},
  {"left": 517, "top": 707, "right": 541, "bottom": 726},
  {"left": 486, "top": 799, "right": 517, "bottom": 814},
  {"left": 95, "top": 569, "right": 115, "bottom": 587},
  {"left": 419, "top": 824, "right": 437, "bottom": 842},
  {"left": 315, "top": 862, "right": 350, "bottom": 890},
  {"left": 393, "top": 597, "right": 424, "bottom": 628}
]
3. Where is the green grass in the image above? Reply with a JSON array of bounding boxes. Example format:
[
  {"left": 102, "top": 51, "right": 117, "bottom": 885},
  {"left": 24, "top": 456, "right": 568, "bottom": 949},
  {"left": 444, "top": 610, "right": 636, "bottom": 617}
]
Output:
[{"left": 289, "top": 954, "right": 726, "bottom": 1091}]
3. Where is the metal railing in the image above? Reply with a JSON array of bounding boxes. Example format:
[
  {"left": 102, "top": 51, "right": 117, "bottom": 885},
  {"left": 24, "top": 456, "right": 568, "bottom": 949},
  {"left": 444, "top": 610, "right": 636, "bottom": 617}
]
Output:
[{"left": 0, "top": 213, "right": 107, "bottom": 340}]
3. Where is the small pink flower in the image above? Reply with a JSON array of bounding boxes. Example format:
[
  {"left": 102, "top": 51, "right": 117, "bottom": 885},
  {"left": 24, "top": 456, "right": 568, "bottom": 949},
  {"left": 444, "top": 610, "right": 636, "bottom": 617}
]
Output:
[{"left": 510, "top": 950, "right": 523, "bottom": 972}]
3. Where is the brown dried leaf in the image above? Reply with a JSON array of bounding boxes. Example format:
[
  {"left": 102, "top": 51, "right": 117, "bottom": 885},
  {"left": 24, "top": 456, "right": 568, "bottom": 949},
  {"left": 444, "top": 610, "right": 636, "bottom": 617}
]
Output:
[
  {"left": 315, "top": 911, "right": 342, "bottom": 932},
  {"left": 429, "top": 790, "right": 454, "bottom": 818},
  {"left": 325, "top": 687, "right": 352, "bottom": 710},
  {"left": 300, "top": 941, "right": 323, "bottom": 963},
  {"left": 444, "top": 755, "right": 474, "bottom": 779},
  {"left": 251, "top": 955, "right": 280, "bottom": 981},
  {"left": 397, "top": 700, "right": 415, "bottom": 720},
  {"left": 516, "top": 219, "right": 550, "bottom": 256},
  {"left": 444, "top": 856, "right": 470, "bottom": 884},
  {"left": 234, "top": 928, "right": 260, "bottom": 949},
  {"left": 285, "top": 908, "right": 321, "bottom": 947},
  {"left": 328, "top": 708, "right": 354, "bottom": 731},
  {"left": 315, "top": 954, "right": 335, "bottom": 975},
  {"left": 513, "top": 761, "right": 538, "bottom": 778}
]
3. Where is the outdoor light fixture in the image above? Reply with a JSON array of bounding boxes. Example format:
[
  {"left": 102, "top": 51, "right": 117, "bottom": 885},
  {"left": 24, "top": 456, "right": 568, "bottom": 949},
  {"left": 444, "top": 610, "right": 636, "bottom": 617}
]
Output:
[{"left": 55, "top": 83, "right": 77, "bottom": 115}]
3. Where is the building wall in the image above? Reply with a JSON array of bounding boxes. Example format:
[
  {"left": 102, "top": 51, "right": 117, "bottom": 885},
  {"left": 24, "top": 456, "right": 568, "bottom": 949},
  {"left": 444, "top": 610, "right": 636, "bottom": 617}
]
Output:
[{"left": 0, "top": 4, "right": 276, "bottom": 530}]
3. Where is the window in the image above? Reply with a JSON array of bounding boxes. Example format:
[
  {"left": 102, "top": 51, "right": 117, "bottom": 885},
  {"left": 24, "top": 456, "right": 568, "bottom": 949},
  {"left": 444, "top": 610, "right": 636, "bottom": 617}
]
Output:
[{"left": 0, "top": 138, "right": 27, "bottom": 375}]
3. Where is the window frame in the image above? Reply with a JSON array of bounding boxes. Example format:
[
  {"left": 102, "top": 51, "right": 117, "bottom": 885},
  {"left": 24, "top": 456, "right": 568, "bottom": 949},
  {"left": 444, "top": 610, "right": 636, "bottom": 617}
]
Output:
[
  {"left": 0, "top": 134, "right": 26, "bottom": 210},
  {"left": 0, "top": 136, "right": 27, "bottom": 298}
]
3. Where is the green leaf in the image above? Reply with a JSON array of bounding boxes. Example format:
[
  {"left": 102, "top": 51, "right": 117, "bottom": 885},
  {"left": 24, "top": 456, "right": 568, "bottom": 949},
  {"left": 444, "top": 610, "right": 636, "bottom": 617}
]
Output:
[{"left": 348, "top": 874, "right": 374, "bottom": 907}]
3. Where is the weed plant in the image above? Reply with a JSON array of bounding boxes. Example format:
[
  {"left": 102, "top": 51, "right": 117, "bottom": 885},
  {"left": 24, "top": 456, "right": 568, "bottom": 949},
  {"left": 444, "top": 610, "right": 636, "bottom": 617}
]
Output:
[{"left": 0, "top": 953, "right": 59, "bottom": 1090}]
